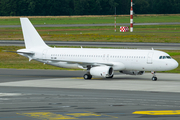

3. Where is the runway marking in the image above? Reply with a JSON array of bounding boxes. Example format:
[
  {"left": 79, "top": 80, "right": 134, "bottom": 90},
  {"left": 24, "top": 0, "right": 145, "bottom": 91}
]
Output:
[
  {"left": 66, "top": 113, "right": 101, "bottom": 117},
  {"left": 133, "top": 110, "right": 180, "bottom": 115},
  {"left": 0, "top": 93, "right": 22, "bottom": 96},
  {"left": 17, "top": 112, "right": 117, "bottom": 119},
  {"left": 17, "top": 112, "right": 77, "bottom": 119}
]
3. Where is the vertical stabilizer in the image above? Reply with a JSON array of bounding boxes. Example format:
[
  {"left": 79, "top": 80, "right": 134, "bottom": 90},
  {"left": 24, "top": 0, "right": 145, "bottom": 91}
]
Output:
[{"left": 20, "top": 18, "right": 49, "bottom": 49}]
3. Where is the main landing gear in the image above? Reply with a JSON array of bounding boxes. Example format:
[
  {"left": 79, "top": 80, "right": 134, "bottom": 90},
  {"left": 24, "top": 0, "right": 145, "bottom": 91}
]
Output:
[
  {"left": 83, "top": 73, "right": 92, "bottom": 80},
  {"left": 151, "top": 71, "right": 157, "bottom": 81}
]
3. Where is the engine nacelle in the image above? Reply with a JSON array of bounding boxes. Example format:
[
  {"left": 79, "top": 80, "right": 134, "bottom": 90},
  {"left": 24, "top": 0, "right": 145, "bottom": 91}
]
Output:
[
  {"left": 90, "top": 66, "right": 113, "bottom": 77},
  {"left": 120, "top": 71, "right": 145, "bottom": 75}
]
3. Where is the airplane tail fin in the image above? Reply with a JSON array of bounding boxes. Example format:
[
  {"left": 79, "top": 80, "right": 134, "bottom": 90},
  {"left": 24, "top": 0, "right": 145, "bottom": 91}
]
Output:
[{"left": 20, "top": 18, "right": 49, "bottom": 49}]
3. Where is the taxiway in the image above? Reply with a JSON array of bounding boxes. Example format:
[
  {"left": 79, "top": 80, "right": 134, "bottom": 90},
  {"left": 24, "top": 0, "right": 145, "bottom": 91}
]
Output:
[
  {"left": 0, "top": 22, "right": 180, "bottom": 28},
  {"left": 1, "top": 40, "right": 180, "bottom": 50},
  {"left": 0, "top": 69, "right": 180, "bottom": 120}
]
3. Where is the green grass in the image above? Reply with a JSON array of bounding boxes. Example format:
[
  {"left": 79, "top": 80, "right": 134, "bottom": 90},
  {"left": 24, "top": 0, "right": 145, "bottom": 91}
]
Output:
[
  {"left": 0, "top": 15, "right": 180, "bottom": 25},
  {"left": 0, "top": 15, "right": 180, "bottom": 43},
  {"left": 0, "top": 25, "right": 180, "bottom": 43},
  {"left": 0, "top": 46, "right": 180, "bottom": 73}
]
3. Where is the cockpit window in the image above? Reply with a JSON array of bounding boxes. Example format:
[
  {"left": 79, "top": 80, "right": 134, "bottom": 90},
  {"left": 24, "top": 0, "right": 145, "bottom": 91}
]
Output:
[
  {"left": 159, "top": 56, "right": 171, "bottom": 59},
  {"left": 166, "top": 56, "right": 171, "bottom": 59}
]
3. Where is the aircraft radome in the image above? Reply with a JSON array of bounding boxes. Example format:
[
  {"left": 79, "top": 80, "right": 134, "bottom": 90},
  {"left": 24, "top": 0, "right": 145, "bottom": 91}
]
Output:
[{"left": 14, "top": 18, "right": 179, "bottom": 81}]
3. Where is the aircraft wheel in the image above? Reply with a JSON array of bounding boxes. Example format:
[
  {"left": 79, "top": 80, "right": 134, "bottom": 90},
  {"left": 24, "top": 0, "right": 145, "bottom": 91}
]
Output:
[
  {"left": 83, "top": 74, "right": 92, "bottom": 80},
  {"left": 88, "top": 75, "right": 92, "bottom": 79},
  {"left": 152, "top": 77, "right": 157, "bottom": 81}
]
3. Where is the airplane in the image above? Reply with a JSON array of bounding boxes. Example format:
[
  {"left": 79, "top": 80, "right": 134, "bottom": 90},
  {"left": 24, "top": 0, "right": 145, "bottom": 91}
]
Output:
[{"left": 16, "top": 18, "right": 178, "bottom": 81}]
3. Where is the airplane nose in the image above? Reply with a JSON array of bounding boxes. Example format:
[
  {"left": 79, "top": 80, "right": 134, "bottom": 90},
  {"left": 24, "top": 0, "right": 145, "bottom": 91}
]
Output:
[{"left": 172, "top": 59, "right": 179, "bottom": 69}]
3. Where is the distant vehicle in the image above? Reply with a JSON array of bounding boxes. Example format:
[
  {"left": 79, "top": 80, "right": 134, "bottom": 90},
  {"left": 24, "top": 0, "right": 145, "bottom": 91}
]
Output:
[{"left": 16, "top": 18, "right": 178, "bottom": 81}]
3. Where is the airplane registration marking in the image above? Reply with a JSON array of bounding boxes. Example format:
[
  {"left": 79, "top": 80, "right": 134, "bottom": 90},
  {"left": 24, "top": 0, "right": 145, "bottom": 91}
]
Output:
[{"left": 133, "top": 110, "right": 180, "bottom": 115}]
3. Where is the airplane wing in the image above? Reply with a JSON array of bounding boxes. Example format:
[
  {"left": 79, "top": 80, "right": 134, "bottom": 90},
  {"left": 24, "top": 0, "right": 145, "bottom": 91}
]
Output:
[{"left": 43, "top": 59, "right": 114, "bottom": 69}]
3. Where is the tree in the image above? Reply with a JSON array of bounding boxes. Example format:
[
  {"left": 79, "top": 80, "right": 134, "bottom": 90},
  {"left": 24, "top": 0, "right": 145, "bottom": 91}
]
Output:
[
  {"left": 0, "top": 0, "right": 180, "bottom": 16},
  {"left": 134, "top": 0, "right": 150, "bottom": 14}
]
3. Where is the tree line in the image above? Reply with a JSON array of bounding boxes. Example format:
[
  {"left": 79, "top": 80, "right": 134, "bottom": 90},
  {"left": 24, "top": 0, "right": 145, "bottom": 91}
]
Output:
[{"left": 0, "top": 0, "right": 180, "bottom": 16}]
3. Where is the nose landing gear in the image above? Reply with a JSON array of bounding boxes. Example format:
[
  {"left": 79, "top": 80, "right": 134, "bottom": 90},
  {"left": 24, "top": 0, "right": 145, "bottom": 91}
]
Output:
[{"left": 151, "top": 71, "right": 157, "bottom": 81}]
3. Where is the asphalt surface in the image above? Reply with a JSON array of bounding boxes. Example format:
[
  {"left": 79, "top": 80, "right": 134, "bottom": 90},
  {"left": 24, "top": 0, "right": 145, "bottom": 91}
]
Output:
[
  {"left": 1, "top": 40, "right": 180, "bottom": 50},
  {"left": 0, "top": 69, "right": 83, "bottom": 83},
  {"left": 1, "top": 22, "right": 180, "bottom": 28},
  {"left": 0, "top": 69, "right": 180, "bottom": 120}
]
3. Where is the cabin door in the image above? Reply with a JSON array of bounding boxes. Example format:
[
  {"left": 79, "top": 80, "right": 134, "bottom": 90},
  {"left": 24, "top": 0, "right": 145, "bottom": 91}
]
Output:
[{"left": 147, "top": 52, "right": 153, "bottom": 64}]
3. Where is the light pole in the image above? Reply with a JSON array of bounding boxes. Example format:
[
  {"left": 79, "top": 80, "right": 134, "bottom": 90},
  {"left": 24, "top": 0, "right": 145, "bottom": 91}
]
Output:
[
  {"left": 115, "top": 7, "right": 116, "bottom": 32},
  {"left": 130, "top": 0, "right": 133, "bottom": 32}
]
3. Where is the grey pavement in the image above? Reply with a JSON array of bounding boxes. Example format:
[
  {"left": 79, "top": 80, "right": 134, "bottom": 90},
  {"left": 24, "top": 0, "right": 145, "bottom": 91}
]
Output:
[
  {"left": 1, "top": 69, "right": 180, "bottom": 120},
  {"left": 1, "top": 40, "right": 180, "bottom": 50}
]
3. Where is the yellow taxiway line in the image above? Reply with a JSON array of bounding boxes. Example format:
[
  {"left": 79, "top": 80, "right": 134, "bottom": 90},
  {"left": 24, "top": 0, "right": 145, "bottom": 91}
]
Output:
[
  {"left": 17, "top": 111, "right": 117, "bottom": 119},
  {"left": 133, "top": 110, "right": 180, "bottom": 115}
]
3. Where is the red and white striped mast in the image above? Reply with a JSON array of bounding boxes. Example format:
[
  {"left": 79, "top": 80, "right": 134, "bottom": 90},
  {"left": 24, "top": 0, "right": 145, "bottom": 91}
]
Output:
[{"left": 130, "top": 0, "right": 133, "bottom": 32}]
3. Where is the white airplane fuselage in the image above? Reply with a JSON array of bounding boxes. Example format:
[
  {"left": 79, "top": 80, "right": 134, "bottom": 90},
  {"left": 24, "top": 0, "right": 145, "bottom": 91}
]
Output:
[
  {"left": 18, "top": 47, "right": 178, "bottom": 72},
  {"left": 16, "top": 18, "right": 179, "bottom": 80}
]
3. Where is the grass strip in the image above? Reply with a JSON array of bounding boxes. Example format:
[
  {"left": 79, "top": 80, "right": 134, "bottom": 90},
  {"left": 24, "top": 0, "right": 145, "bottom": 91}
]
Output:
[
  {"left": 0, "top": 25, "right": 180, "bottom": 43},
  {"left": 0, "top": 15, "right": 180, "bottom": 25}
]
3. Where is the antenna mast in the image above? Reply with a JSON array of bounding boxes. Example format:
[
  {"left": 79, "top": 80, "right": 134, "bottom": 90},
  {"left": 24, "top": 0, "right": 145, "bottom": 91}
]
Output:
[{"left": 130, "top": 0, "right": 133, "bottom": 32}]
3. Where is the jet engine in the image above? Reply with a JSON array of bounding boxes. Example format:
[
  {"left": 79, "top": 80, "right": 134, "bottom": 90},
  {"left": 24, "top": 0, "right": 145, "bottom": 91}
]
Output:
[
  {"left": 119, "top": 71, "right": 145, "bottom": 75},
  {"left": 90, "top": 66, "right": 113, "bottom": 78}
]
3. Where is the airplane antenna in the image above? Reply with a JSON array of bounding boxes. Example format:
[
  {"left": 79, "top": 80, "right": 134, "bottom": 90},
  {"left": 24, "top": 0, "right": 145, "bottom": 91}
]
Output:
[
  {"left": 152, "top": 48, "right": 154, "bottom": 50},
  {"left": 81, "top": 46, "right": 83, "bottom": 48}
]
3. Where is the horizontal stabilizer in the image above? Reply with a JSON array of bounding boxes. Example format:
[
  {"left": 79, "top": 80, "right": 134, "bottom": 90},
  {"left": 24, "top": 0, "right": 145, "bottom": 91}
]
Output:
[
  {"left": 3, "top": 50, "right": 34, "bottom": 55},
  {"left": 16, "top": 49, "right": 34, "bottom": 55}
]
